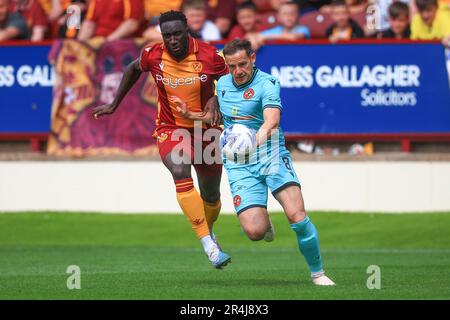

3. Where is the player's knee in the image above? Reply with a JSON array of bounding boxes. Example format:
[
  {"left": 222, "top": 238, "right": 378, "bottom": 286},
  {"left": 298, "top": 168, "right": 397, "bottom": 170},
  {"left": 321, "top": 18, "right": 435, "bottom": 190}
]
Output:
[
  {"left": 245, "top": 227, "right": 266, "bottom": 241},
  {"left": 201, "top": 192, "right": 220, "bottom": 204},
  {"left": 286, "top": 209, "right": 307, "bottom": 224}
]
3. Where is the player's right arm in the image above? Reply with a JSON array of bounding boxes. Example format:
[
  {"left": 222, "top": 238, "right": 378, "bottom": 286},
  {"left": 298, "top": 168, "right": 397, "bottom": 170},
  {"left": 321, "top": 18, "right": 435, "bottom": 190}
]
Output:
[{"left": 92, "top": 59, "right": 142, "bottom": 119}]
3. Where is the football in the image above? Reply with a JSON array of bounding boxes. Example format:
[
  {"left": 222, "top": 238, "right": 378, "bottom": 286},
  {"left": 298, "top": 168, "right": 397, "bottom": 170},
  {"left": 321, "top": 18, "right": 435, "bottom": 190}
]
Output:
[{"left": 220, "top": 123, "right": 257, "bottom": 161}]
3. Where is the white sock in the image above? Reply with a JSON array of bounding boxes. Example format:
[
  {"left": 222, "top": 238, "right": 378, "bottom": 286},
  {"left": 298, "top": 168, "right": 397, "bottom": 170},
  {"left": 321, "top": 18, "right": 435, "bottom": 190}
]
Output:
[
  {"left": 200, "top": 235, "right": 216, "bottom": 254},
  {"left": 311, "top": 270, "right": 325, "bottom": 278}
]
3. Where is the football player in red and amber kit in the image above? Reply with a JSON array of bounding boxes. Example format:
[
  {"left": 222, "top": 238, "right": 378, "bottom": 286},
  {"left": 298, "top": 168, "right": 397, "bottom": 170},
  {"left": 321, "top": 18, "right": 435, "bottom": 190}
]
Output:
[{"left": 92, "top": 10, "right": 231, "bottom": 269}]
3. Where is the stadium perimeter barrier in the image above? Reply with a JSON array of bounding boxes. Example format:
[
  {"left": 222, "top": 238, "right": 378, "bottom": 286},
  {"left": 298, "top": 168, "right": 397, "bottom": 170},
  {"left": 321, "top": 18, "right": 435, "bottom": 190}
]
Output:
[{"left": 0, "top": 39, "right": 450, "bottom": 154}]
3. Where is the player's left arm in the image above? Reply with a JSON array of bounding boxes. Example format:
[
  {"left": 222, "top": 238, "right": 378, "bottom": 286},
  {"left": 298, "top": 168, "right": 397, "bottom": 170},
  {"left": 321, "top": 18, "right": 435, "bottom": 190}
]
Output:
[{"left": 256, "top": 77, "right": 283, "bottom": 146}]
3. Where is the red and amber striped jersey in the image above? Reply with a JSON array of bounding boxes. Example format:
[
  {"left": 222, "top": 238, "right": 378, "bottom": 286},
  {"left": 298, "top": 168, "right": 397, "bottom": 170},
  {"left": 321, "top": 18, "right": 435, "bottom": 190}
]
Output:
[{"left": 139, "top": 37, "right": 228, "bottom": 129}]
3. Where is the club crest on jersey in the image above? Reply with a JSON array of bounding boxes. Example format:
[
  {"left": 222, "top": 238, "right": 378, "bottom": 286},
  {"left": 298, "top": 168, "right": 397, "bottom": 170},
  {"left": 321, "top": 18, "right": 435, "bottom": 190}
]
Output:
[
  {"left": 243, "top": 88, "right": 254, "bottom": 100},
  {"left": 192, "top": 62, "right": 203, "bottom": 72},
  {"left": 157, "top": 132, "right": 168, "bottom": 143},
  {"left": 231, "top": 106, "right": 239, "bottom": 115},
  {"left": 233, "top": 195, "right": 242, "bottom": 207}
]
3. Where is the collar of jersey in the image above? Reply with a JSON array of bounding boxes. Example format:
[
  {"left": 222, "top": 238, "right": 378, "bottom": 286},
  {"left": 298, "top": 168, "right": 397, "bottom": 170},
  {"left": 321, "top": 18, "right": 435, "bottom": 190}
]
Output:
[{"left": 232, "top": 67, "right": 259, "bottom": 89}]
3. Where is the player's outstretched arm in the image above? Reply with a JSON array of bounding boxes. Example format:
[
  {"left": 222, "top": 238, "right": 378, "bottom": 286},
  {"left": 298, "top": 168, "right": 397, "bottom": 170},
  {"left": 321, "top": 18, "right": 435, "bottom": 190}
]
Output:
[{"left": 92, "top": 59, "right": 142, "bottom": 119}]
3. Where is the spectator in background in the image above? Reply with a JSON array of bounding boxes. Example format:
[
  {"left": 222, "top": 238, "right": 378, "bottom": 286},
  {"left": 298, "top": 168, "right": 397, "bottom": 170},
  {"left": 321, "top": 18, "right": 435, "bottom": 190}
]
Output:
[
  {"left": 227, "top": 1, "right": 265, "bottom": 40},
  {"left": 325, "top": 0, "right": 365, "bottom": 42},
  {"left": 10, "top": 0, "right": 48, "bottom": 41},
  {"left": 144, "top": 0, "right": 182, "bottom": 25},
  {"left": 49, "top": 0, "right": 87, "bottom": 39},
  {"left": 248, "top": 1, "right": 311, "bottom": 50},
  {"left": 411, "top": 0, "right": 450, "bottom": 46},
  {"left": 143, "top": 0, "right": 221, "bottom": 43},
  {"left": 182, "top": 0, "right": 221, "bottom": 40},
  {"left": 321, "top": 0, "right": 368, "bottom": 14},
  {"left": 374, "top": 0, "right": 412, "bottom": 34},
  {"left": 0, "top": 0, "right": 29, "bottom": 41},
  {"left": 377, "top": 1, "right": 411, "bottom": 39},
  {"left": 36, "top": 0, "right": 50, "bottom": 15},
  {"left": 284, "top": 0, "right": 333, "bottom": 15},
  {"left": 180, "top": 0, "right": 236, "bottom": 37},
  {"left": 78, "top": 0, "right": 144, "bottom": 41}
]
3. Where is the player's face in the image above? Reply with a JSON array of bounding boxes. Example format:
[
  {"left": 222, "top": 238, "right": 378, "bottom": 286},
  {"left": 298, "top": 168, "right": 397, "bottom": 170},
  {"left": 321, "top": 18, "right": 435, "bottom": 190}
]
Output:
[
  {"left": 225, "top": 50, "right": 256, "bottom": 86},
  {"left": 0, "top": 0, "right": 8, "bottom": 22},
  {"left": 160, "top": 20, "right": 189, "bottom": 60}
]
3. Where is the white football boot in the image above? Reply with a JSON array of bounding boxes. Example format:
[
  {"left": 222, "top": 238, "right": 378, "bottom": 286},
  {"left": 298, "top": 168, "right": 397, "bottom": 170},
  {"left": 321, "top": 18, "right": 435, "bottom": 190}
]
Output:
[{"left": 311, "top": 272, "right": 336, "bottom": 286}]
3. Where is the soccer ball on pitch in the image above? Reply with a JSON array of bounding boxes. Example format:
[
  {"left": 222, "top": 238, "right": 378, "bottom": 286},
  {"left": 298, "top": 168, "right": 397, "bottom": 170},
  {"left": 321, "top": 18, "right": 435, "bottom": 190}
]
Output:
[{"left": 220, "top": 123, "right": 257, "bottom": 161}]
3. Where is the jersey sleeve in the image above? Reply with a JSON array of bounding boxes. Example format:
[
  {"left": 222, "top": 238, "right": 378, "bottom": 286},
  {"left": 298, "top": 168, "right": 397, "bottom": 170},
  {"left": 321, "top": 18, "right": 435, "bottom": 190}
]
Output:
[
  {"left": 261, "top": 77, "right": 282, "bottom": 110},
  {"left": 139, "top": 46, "right": 152, "bottom": 72},
  {"left": 212, "top": 49, "right": 228, "bottom": 79}
]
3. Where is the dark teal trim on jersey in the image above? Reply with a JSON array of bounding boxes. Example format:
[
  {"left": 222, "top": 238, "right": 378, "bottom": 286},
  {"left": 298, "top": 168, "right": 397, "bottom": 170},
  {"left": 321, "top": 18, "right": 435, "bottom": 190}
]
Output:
[
  {"left": 263, "top": 104, "right": 283, "bottom": 110},
  {"left": 232, "top": 67, "right": 259, "bottom": 89}
]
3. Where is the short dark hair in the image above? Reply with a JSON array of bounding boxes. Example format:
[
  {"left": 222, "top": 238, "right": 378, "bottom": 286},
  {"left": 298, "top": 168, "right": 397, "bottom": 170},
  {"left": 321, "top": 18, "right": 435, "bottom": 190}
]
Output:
[
  {"left": 182, "top": 0, "right": 206, "bottom": 12},
  {"left": 237, "top": 0, "right": 257, "bottom": 13},
  {"left": 159, "top": 10, "right": 188, "bottom": 27},
  {"left": 279, "top": 0, "right": 300, "bottom": 9},
  {"left": 330, "top": 0, "right": 347, "bottom": 7},
  {"left": 415, "top": 0, "right": 437, "bottom": 11},
  {"left": 223, "top": 39, "right": 254, "bottom": 57},
  {"left": 388, "top": 2, "right": 410, "bottom": 19}
]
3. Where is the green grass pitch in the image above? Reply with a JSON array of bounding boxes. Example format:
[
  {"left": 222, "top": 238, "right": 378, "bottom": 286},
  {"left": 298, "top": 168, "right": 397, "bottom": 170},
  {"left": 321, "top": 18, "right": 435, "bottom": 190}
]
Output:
[{"left": 0, "top": 212, "right": 449, "bottom": 300}]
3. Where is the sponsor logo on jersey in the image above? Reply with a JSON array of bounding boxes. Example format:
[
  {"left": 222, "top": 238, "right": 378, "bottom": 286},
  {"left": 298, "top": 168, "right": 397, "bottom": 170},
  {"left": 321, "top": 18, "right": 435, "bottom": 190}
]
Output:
[{"left": 155, "top": 74, "right": 208, "bottom": 88}]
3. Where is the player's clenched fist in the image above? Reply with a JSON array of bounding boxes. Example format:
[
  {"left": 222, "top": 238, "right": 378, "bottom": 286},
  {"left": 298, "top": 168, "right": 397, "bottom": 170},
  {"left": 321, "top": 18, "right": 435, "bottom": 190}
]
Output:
[{"left": 92, "top": 104, "right": 117, "bottom": 120}]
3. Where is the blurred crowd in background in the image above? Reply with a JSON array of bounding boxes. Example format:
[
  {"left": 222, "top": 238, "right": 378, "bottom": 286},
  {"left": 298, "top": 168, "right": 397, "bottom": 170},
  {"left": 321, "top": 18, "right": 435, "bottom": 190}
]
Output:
[
  {"left": 0, "top": 0, "right": 449, "bottom": 49},
  {"left": 0, "top": 0, "right": 450, "bottom": 49}
]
